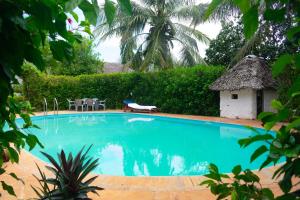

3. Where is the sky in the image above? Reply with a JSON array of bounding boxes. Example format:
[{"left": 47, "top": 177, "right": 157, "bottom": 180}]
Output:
[{"left": 77, "top": 0, "right": 222, "bottom": 63}]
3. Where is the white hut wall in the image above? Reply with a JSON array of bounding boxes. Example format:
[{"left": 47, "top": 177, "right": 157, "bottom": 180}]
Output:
[{"left": 220, "top": 88, "right": 257, "bottom": 119}]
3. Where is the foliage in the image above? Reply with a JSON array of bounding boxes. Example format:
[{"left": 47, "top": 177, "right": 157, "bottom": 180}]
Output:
[
  {"left": 42, "top": 38, "right": 104, "bottom": 76},
  {"left": 95, "top": 0, "right": 211, "bottom": 71},
  {"left": 201, "top": 164, "right": 274, "bottom": 199},
  {"left": 104, "top": 0, "right": 132, "bottom": 25},
  {"left": 33, "top": 146, "right": 102, "bottom": 199},
  {"left": 202, "top": 0, "right": 300, "bottom": 199},
  {"left": 0, "top": 0, "right": 130, "bottom": 196},
  {"left": 0, "top": 97, "right": 42, "bottom": 196},
  {"left": 205, "top": 16, "right": 291, "bottom": 67},
  {"left": 22, "top": 64, "right": 224, "bottom": 116},
  {"left": 205, "top": 19, "right": 245, "bottom": 67},
  {"left": 204, "top": 1, "right": 296, "bottom": 65}
]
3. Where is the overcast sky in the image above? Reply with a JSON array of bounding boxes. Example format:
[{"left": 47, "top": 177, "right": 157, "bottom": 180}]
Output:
[{"left": 82, "top": 0, "right": 221, "bottom": 63}]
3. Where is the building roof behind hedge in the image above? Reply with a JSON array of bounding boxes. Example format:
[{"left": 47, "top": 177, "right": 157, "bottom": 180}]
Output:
[
  {"left": 103, "top": 62, "right": 133, "bottom": 74},
  {"left": 209, "top": 55, "right": 277, "bottom": 91}
]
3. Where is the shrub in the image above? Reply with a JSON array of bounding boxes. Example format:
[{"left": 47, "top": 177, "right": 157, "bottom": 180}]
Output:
[
  {"left": 22, "top": 65, "right": 224, "bottom": 116},
  {"left": 33, "top": 146, "right": 102, "bottom": 199},
  {"left": 42, "top": 39, "right": 104, "bottom": 76}
]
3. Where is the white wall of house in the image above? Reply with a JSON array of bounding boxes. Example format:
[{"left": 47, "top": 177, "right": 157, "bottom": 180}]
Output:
[
  {"left": 220, "top": 88, "right": 257, "bottom": 119},
  {"left": 263, "top": 89, "right": 278, "bottom": 112}
]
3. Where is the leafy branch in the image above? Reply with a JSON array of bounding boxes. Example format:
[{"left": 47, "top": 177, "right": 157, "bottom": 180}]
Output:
[
  {"left": 0, "top": 0, "right": 131, "bottom": 196},
  {"left": 202, "top": 0, "right": 300, "bottom": 199}
]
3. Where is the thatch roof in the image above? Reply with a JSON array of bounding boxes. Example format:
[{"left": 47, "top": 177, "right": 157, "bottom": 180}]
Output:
[{"left": 210, "top": 55, "right": 277, "bottom": 91}]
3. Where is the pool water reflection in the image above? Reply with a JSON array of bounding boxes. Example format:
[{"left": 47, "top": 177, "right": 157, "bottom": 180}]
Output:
[{"left": 22, "top": 113, "right": 271, "bottom": 176}]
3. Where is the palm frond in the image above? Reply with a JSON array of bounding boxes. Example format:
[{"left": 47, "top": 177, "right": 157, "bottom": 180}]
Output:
[
  {"left": 139, "top": 36, "right": 160, "bottom": 71},
  {"left": 96, "top": 0, "right": 210, "bottom": 70},
  {"left": 171, "top": 3, "right": 208, "bottom": 26},
  {"left": 174, "top": 23, "right": 210, "bottom": 45},
  {"left": 120, "top": 33, "right": 149, "bottom": 64},
  {"left": 179, "top": 44, "right": 206, "bottom": 66},
  {"left": 176, "top": 29, "right": 199, "bottom": 52},
  {"left": 205, "top": 0, "right": 239, "bottom": 22},
  {"left": 95, "top": 1, "right": 151, "bottom": 38},
  {"left": 130, "top": 50, "right": 144, "bottom": 70},
  {"left": 165, "top": 0, "right": 196, "bottom": 12},
  {"left": 140, "top": 0, "right": 157, "bottom": 7},
  {"left": 95, "top": 24, "right": 125, "bottom": 41}
]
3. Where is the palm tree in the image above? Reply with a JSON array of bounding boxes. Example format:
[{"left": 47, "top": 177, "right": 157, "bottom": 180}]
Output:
[{"left": 95, "top": 0, "right": 210, "bottom": 71}]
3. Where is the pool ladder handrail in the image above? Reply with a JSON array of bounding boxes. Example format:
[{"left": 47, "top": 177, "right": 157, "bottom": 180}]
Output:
[
  {"left": 53, "top": 98, "right": 58, "bottom": 115},
  {"left": 43, "top": 98, "right": 48, "bottom": 116}
]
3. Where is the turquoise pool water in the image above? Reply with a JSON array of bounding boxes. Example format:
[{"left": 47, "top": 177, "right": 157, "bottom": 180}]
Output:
[{"left": 19, "top": 113, "right": 272, "bottom": 176}]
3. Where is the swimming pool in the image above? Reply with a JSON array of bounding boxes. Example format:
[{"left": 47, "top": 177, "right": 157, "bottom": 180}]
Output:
[{"left": 20, "top": 113, "right": 272, "bottom": 176}]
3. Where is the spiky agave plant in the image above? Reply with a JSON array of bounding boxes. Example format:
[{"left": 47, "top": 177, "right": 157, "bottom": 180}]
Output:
[{"left": 32, "top": 146, "right": 102, "bottom": 200}]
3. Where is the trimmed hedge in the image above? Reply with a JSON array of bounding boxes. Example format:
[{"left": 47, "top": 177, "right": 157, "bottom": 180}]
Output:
[{"left": 22, "top": 65, "right": 224, "bottom": 116}]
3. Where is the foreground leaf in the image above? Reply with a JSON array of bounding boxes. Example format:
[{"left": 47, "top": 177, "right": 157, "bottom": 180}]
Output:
[
  {"left": 117, "top": 0, "right": 132, "bottom": 15},
  {"left": 104, "top": 0, "right": 116, "bottom": 26},
  {"left": 1, "top": 181, "right": 16, "bottom": 196},
  {"left": 79, "top": 0, "right": 98, "bottom": 26},
  {"left": 272, "top": 54, "right": 293, "bottom": 77},
  {"left": 250, "top": 145, "right": 268, "bottom": 163},
  {"left": 242, "top": 5, "right": 258, "bottom": 39},
  {"left": 204, "top": 0, "right": 222, "bottom": 19}
]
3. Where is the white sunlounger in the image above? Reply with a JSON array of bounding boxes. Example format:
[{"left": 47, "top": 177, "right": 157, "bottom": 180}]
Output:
[{"left": 126, "top": 103, "right": 158, "bottom": 113}]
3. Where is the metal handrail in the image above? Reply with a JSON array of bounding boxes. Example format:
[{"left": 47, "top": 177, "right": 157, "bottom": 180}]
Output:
[
  {"left": 53, "top": 98, "right": 58, "bottom": 115},
  {"left": 43, "top": 98, "right": 48, "bottom": 116}
]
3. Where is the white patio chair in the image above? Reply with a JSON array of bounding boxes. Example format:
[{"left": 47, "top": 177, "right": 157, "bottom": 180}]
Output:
[
  {"left": 75, "top": 99, "right": 84, "bottom": 111},
  {"left": 95, "top": 99, "right": 106, "bottom": 110},
  {"left": 86, "top": 98, "right": 95, "bottom": 111},
  {"left": 67, "top": 99, "right": 75, "bottom": 110}
]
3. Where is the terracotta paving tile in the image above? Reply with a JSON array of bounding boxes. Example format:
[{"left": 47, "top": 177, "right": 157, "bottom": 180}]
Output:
[
  {"left": 190, "top": 176, "right": 206, "bottom": 187},
  {"left": 153, "top": 192, "right": 172, "bottom": 200},
  {"left": 153, "top": 190, "right": 215, "bottom": 200},
  {"left": 179, "top": 177, "right": 194, "bottom": 188},
  {"left": 92, "top": 189, "right": 154, "bottom": 200}
]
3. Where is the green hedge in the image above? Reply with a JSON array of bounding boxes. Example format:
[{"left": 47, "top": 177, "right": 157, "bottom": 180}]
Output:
[{"left": 22, "top": 64, "right": 224, "bottom": 116}]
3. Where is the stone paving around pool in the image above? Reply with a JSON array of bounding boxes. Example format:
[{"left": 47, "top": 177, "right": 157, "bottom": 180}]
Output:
[{"left": 1, "top": 110, "right": 287, "bottom": 199}]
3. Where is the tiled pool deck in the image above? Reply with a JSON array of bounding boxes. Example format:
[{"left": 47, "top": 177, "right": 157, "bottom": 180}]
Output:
[{"left": 1, "top": 110, "right": 287, "bottom": 199}]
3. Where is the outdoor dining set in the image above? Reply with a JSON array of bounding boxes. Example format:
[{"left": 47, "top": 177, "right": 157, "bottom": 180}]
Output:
[{"left": 67, "top": 98, "right": 106, "bottom": 111}]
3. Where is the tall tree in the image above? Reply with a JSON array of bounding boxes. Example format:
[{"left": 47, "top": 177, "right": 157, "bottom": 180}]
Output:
[
  {"left": 205, "top": 19, "right": 244, "bottom": 66},
  {"left": 203, "top": 0, "right": 296, "bottom": 65},
  {"left": 95, "top": 0, "right": 210, "bottom": 71},
  {"left": 205, "top": 17, "right": 291, "bottom": 67}
]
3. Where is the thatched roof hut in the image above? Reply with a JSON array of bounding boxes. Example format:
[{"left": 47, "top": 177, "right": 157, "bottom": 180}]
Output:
[
  {"left": 210, "top": 55, "right": 276, "bottom": 91},
  {"left": 210, "top": 55, "right": 278, "bottom": 120}
]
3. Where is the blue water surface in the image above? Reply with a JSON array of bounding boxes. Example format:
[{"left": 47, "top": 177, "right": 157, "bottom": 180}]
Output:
[{"left": 16, "top": 113, "right": 274, "bottom": 176}]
